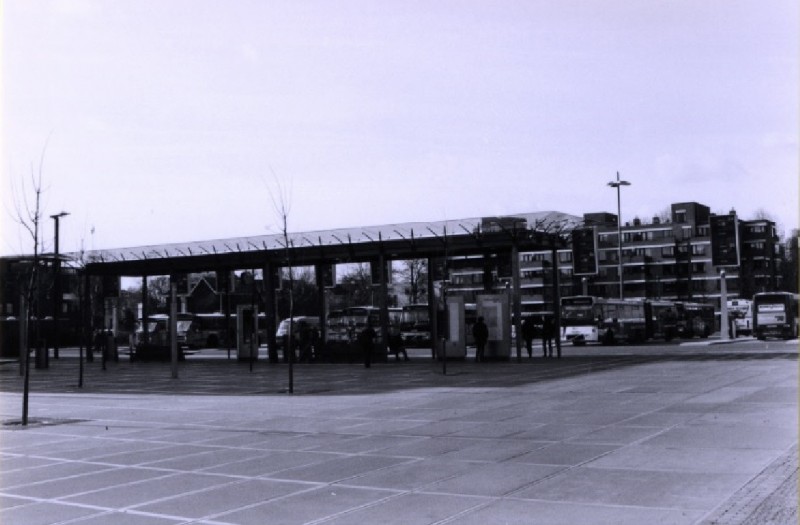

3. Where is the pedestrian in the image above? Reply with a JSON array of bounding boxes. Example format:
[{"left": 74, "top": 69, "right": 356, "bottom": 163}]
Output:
[
  {"left": 542, "top": 316, "right": 554, "bottom": 357},
  {"left": 358, "top": 321, "right": 377, "bottom": 368},
  {"left": 388, "top": 327, "right": 409, "bottom": 361},
  {"left": 521, "top": 316, "right": 535, "bottom": 358},
  {"left": 472, "top": 316, "right": 489, "bottom": 363},
  {"left": 297, "top": 320, "right": 312, "bottom": 363}
]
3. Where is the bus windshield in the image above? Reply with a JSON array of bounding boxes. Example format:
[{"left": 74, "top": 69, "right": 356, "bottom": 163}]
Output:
[
  {"left": 401, "top": 305, "right": 429, "bottom": 327},
  {"left": 561, "top": 297, "right": 596, "bottom": 325}
]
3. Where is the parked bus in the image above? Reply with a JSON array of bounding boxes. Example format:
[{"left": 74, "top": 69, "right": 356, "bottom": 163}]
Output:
[
  {"left": 560, "top": 296, "right": 648, "bottom": 345},
  {"left": 133, "top": 313, "right": 194, "bottom": 348},
  {"left": 186, "top": 312, "right": 234, "bottom": 348},
  {"left": 325, "top": 309, "right": 348, "bottom": 344},
  {"left": 753, "top": 292, "right": 799, "bottom": 340},
  {"left": 727, "top": 299, "right": 753, "bottom": 336},
  {"left": 341, "top": 306, "right": 382, "bottom": 342},
  {"left": 673, "top": 302, "right": 715, "bottom": 338},
  {"left": 388, "top": 307, "right": 402, "bottom": 329},
  {"left": 400, "top": 304, "right": 431, "bottom": 346},
  {"left": 643, "top": 300, "right": 679, "bottom": 341}
]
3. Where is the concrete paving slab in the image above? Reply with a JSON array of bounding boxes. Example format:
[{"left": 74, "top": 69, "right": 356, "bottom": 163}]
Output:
[
  {"left": 201, "top": 450, "right": 341, "bottom": 477},
  {"left": 588, "top": 444, "right": 785, "bottom": 475},
  {"left": 423, "top": 462, "right": 564, "bottom": 497},
  {"left": 305, "top": 434, "right": 425, "bottom": 454},
  {"left": 0, "top": 454, "right": 57, "bottom": 472},
  {"left": 4, "top": 466, "right": 166, "bottom": 499},
  {"left": 446, "top": 418, "right": 547, "bottom": 438},
  {"left": 320, "top": 492, "right": 487, "bottom": 525},
  {"left": 0, "top": 501, "right": 102, "bottom": 525},
  {"left": 513, "top": 467, "right": 753, "bottom": 511},
  {"left": 61, "top": 471, "right": 236, "bottom": 508},
  {"left": 375, "top": 436, "right": 484, "bottom": 458},
  {"left": 0, "top": 493, "right": 32, "bottom": 509},
  {"left": 509, "top": 442, "right": 617, "bottom": 466},
  {"left": 215, "top": 485, "right": 395, "bottom": 525},
  {"left": 0, "top": 460, "right": 110, "bottom": 489},
  {"left": 440, "top": 438, "right": 546, "bottom": 462},
  {"left": 338, "top": 457, "right": 479, "bottom": 490},
  {"left": 640, "top": 423, "right": 797, "bottom": 450},
  {"left": 144, "top": 447, "right": 272, "bottom": 472},
  {"left": 0, "top": 347, "right": 795, "bottom": 524},
  {"left": 449, "top": 498, "right": 705, "bottom": 525},
  {"left": 514, "top": 422, "right": 602, "bottom": 441},
  {"left": 131, "top": 478, "right": 310, "bottom": 519},
  {"left": 89, "top": 444, "right": 219, "bottom": 466},
  {"left": 269, "top": 454, "right": 412, "bottom": 483},
  {"left": 62, "top": 511, "right": 184, "bottom": 524},
  {"left": 565, "top": 424, "right": 664, "bottom": 445}
]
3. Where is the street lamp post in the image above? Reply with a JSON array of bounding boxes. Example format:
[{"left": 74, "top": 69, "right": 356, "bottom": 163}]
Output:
[
  {"left": 50, "top": 212, "right": 69, "bottom": 359},
  {"left": 607, "top": 173, "right": 630, "bottom": 299}
]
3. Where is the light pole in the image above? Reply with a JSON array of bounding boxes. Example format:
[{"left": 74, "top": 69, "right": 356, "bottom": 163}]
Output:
[
  {"left": 607, "top": 173, "right": 630, "bottom": 299},
  {"left": 50, "top": 211, "right": 69, "bottom": 359}
]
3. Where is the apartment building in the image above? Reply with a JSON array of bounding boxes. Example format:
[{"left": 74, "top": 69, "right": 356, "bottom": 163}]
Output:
[{"left": 448, "top": 202, "right": 783, "bottom": 313}]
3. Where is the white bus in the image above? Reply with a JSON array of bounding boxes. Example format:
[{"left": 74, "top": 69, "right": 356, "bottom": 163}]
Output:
[{"left": 727, "top": 299, "right": 753, "bottom": 336}]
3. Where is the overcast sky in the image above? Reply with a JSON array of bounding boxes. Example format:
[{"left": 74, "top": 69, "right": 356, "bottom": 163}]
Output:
[{"left": 2, "top": 0, "right": 797, "bottom": 256}]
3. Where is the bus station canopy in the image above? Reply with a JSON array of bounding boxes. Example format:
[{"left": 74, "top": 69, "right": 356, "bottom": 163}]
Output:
[{"left": 76, "top": 211, "right": 581, "bottom": 276}]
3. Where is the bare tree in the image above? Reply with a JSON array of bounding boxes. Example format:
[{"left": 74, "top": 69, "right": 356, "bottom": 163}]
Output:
[
  {"left": 339, "top": 263, "right": 374, "bottom": 307},
  {"left": 267, "top": 174, "right": 296, "bottom": 391},
  {"left": 399, "top": 259, "right": 428, "bottom": 304},
  {"left": 753, "top": 208, "right": 776, "bottom": 221},
  {"left": 9, "top": 144, "right": 49, "bottom": 425},
  {"left": 656, "top": 207, "right": 672, "bottom": 223}
]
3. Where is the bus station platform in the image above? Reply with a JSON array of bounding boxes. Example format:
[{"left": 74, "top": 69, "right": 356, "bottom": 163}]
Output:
[{"left": 0, "top": 345, "right": 796, "bottom": 525}]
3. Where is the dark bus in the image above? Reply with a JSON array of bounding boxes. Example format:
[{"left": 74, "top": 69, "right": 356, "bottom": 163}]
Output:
[{"left": 753, "top": 292, "right": 799, "bottom": 340}]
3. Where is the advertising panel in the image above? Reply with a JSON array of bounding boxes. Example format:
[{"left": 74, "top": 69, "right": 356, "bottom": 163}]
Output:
[{"left": 476, "top": 293, "right": 511, "bottom": 359}]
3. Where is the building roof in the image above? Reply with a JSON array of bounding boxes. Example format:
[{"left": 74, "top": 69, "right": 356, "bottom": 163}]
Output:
[{"left": 68, "top": 210, "right": 580, "bottom": 276}]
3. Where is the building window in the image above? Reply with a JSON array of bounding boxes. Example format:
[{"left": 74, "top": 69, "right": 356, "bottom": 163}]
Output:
[
  {"left": 691, "top": 245, "right": 705, "bottom": 256},
  {"left": 675, "top": 210, "right": 687, "bottom": 223},
  {"left": 662, "top": 246, "right": 674, "bottom": 257},
  {"left": 559, "top": 252, "right": 572, "bottom": 263}
]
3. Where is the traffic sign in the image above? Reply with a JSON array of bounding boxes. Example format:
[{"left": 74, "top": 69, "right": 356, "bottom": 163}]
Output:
[
  {"left": 710, "top": 214, "right": 740, "bottom": 267},
  {"left": 571, "top": 227, "right": 598, "bottom": 275}
]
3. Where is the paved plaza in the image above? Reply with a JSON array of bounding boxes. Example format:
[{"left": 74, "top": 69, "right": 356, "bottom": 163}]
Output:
[{"left": 0, "top": 342, "right": 797, "bottom": 525}]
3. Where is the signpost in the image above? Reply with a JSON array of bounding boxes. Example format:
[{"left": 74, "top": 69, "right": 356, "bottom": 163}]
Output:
[{"left": 710, "top": 213, "right": 740, "bottom": 341}]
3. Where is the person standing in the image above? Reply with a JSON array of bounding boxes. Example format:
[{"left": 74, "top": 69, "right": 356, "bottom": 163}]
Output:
[
  {"left": 542, "top": 316, "right": 555, "bottom": 357},
  {"left": 472, "top": 316, "right": 489, "bottom": 363},
  {"left": 521, "top": 316, "right": 535, "bottom": 358},
  {"left": 358, "top": 321, "right": 377, "bottom": 368}
]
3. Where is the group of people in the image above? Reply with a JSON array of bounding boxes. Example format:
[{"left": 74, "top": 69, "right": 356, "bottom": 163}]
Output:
[
  {"left": 348, "top": 316, "right": 559, "bottom": 367},
  {"left": 522, "top": 315, "right": 557, "bottom": 358},
  {"left": 471, "top": 315, "right": 557, "bottom": 362},
  {"left": 356, "top": 322, "right": 409, "bottom": 368}
]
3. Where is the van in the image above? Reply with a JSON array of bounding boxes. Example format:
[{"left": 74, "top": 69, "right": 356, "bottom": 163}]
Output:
[{"left": 275, "top": 316, "right": 321, "bottom": 348}]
